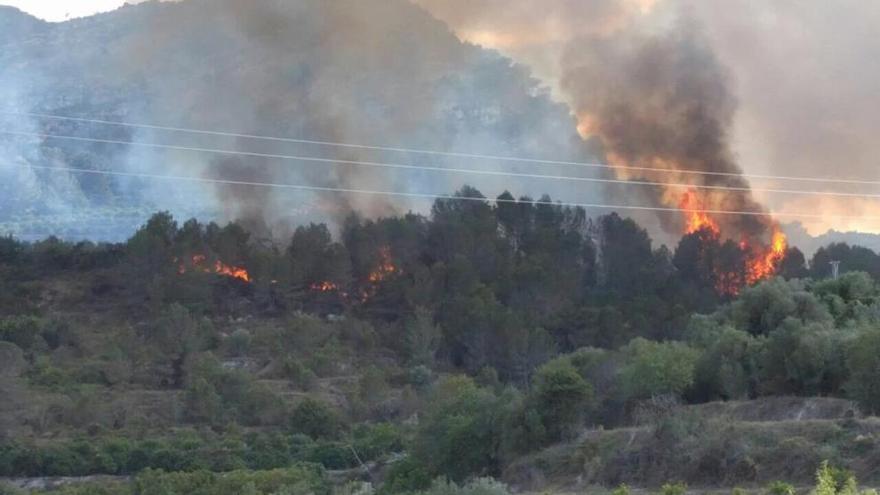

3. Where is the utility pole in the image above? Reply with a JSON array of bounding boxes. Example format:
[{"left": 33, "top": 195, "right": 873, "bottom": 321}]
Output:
[{"left": 830, "top": 260, "right": 841, "bottom": 280}]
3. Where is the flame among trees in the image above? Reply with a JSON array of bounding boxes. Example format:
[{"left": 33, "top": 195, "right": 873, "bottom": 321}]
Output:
[
  {"left": 176, "top": 254, "right": 251, "bottom": 283},
  {"left": 675, "top": 190, "right": 789, "bottom": 295}
]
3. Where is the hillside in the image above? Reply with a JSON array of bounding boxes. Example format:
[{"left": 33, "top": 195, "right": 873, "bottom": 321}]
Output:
[{"left": 3, "top": 200, "right": 880, "bottom": 494}]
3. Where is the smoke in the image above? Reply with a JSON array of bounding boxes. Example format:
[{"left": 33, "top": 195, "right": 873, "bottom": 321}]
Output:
[
  {"left": 416, "top": 0, "right": 880, "bottom": 237},
  {"left": 414, "top": 0, "right": 778, "bottom": 241},
  {"left": 1, "top": 0, "right": 602, "bottom": 240},
  {"left": 560, "top": 17, "right": 771, "bottom": 239},
  {"left": 411, "top": 0, "right": 659, "bottom": 97}
]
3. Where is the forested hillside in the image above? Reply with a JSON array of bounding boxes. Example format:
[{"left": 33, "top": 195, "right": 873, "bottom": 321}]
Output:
[{"left": 3, "top": 187, "right": 880, "bottom": 493}]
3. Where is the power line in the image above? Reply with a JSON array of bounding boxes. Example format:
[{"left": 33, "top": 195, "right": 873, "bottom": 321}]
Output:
[
  {"left": 6, "top": 129, "right": 880, "bottom": 201},
  {"left": 8, "top": 110, "right": 880, "bottom": 187},
  {"left": 18, "top": 163, "right": 880, "bottom": 222}
]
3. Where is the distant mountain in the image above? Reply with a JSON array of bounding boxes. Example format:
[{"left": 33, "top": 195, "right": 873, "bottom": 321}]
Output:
[
  {"left": 0, "top": 0, "right": 601, "bottom": 240},
  {"left": 0, "top": 6, "right": 47, "bottom": 44},
  {"left": 783, "top": 222, "right": 880, "bottom": 257}
]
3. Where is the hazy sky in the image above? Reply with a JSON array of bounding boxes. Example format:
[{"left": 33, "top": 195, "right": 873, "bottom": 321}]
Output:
[{"left": 0, "top": 1, "right": 132, "bottom": 21}]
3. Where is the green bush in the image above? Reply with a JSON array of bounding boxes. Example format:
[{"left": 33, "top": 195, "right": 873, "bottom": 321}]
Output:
[
  {"left": 0, "top": 482, "right": 23, "bottom": 495},
  {"left": 766, "top": 480, "right": 796, "bottom": 495},
  {"left": 619, "top": 338, "right": 700, "bottom": 401},
  {"left": 289, "top": 399, "right": 344, "bottom": 440},
  {"left": 410, "top": 376, "right": 509, "bottom": 482},
  {"left": 611, "top": 484, "right": 630, "bottom": 495},
  {"left": 380, "top": 456, "right": 433, "bottom": 494},
  {"left": 132, "top": 465, "right": 329, "bottom": 495},
  {"left": 414, "top": 477, "right": 511, "bottom": 495},
  {"left": 845, "top": 328, "right": 880, "bottom": 413},
  {"left": 0, "top": 315, "right": 45, "bottom": 351},
  {"left": 282, "top": 358, "right": 318, "bottom": 390},
  {"left": 305, "top": 442, "right": 356, "bottom": 470},
  {"left": 660, "top": 482, "right": 687, "bottom": 495},
  {"left": 352, "top": 423, "right": 404, "bottom": 462},
  {"left": 530, "top": 358, "right": 593, "bottom": 440}
]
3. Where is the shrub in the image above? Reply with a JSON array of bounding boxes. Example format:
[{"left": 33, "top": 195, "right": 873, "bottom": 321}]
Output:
[
  {"left": 0, "top": 316, "right": 45, "bottom": 351},
  {"left": 619, "top": 338, "right": 699, "bottom": 401},
  {"left": 407, "top": 365, "right": 433, "bottom": 389},
  {"left": 381, "top": 456, "right": 433, "bottom": 494},
  {"left": 282, "top": 358, "right": 318, "bottom": 391},
  {"left": 411, "top": 376, "right": 508, "bottom": 482},
  {"left": 529, "top": 358, "right": 593, "bottom": 441},
  {"left": 132, "top": 465, "right": 329, "bottom": 495},
  {"left": 611, "top": 484, "right": 630, "bottom": 495},
  {"left": 226, "top": 329, "right": 252, "bottom": 357},
  {"left": 661, "top": 482, "right": 687, "bottom": 495},
  {"left": 0, "top": 482, "right": 23, "bottom": 495},
  {"left": 289, "top": 399, "right": 343, "bottom": 440},
  {"left": 810, "top": 461, "right": 876, "bottom": 495},
  {"left": 845, "top": 328, "right": 880, "bottom": 413},
  {"left": 414, "top": 477, "right": 511, "bottom": 495},
  {"left": 306, "top": 442, "right": 357, "bottom": 470},
  {"left": 767, "top": 480, "right": 796, "bottom": 495},
  {"left": 352, "top": 423, "right": 404, "bottom": 462}
]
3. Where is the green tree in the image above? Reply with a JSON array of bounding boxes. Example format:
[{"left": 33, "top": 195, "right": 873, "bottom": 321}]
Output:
[
  {"left": 289, "top": 398, "right": 343, "bottom": 440},
  {"left": 411, "top": 376, "right": 508, "bottom": 482},
  {"left": 529, "top": 358, "right": 593, "bottom": 441},
  {"left": 620, "top": 338, "right": 700, "bottom": 401},
  {"left": 405, "top": 308, "right": 440, "bottom": 367},
  {"left": 728, "top": 278, "right": 831, "bottom": 336},
  {"left": 845, "top": 328, "right": 880, "bottom": 413}
]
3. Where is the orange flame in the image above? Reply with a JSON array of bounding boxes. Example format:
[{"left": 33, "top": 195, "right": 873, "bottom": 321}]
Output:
[
  {"left": 677, "top": 189, "right": 787, "bottom": 295},
  {"left": 177, "top": 254, "right": 251, "bottom": 283},
  {"left": 679, "top": 190, "right": 720, "bottom": 236},
  {"left": 367, "top": 246, "right": 400, "bottom": 284},
  {"left": 310, "top": 281, "right": 340, "bottom": 292},
  {"left": 360, "top": 246, "right": 401, "bottom": 302},
  {"left": 213, "top": 260, "right": 252, "bottom": 283},
  {"left": 306, "top": 246, "right": 401, "bottom": 302},
  {"left": 744, "top": 229, "right": 787, "bottom": 285}
]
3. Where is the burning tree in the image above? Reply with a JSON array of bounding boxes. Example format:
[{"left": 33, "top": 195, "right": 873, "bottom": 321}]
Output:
[{"left": 564, "top": 24, "right": 790, "bottom": 295}]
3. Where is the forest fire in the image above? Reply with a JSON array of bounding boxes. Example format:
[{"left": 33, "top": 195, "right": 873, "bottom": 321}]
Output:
[
  {"left": 745, "top": 229, "right": 787, "bottom": 285},
  {"left": 176, "top": 254, "right": 251, "bottom": 283},
  {"left": 367, "top": 246, "right": 400, "bottom": 284},
  {"left": 308, "top": 246, "right": 401, "bottom": 302},
  {"left": 678, "top": 189, "right": 787, "bottom": 295},
  {"left": 679, "top": 190, "right": 720, "bottom": 236}
]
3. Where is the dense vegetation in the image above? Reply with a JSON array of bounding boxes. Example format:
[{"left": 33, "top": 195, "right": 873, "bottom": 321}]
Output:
[{"left": 3, "top": 187, "right": 880, "bottom": 493}]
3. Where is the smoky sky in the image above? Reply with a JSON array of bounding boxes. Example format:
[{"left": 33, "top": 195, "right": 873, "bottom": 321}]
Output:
[
  {"left": 0, "top": 0, "right": 602, "bottom": 240},
  {"left": 3, "top": 0, "right": 878, "bottom": 242}
]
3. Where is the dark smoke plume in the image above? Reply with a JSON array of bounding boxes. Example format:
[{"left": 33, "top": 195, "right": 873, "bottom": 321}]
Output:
[{"left": 560, "top": 19, "right": 770, "bottom": 239}]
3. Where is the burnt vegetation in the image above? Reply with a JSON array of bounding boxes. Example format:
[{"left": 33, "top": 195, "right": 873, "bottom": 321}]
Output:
[{"left": 3, "top": 187, "right": 880, "bottom": 493}]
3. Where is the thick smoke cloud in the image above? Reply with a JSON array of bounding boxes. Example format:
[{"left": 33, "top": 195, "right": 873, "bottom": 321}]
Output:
[
  {"left": 411, "top": 0, "right": 658, "bottom": 96},
  {"left": 416, "top": 0, "right": 880, "bottom": 236},
  {"left": 560, "top": 19, "right": 770, "bottom": 239}
]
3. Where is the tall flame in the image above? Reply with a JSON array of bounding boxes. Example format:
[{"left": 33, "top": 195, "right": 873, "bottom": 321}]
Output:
[
  {"left": 745, "top": 229, "right": 787, "bottom": 285},
  {"left": 676, "top": 189, "right": 788, "bottom": 295},
  {"left": 679, "top": 190, "right": 720, "bottom": 236}
]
